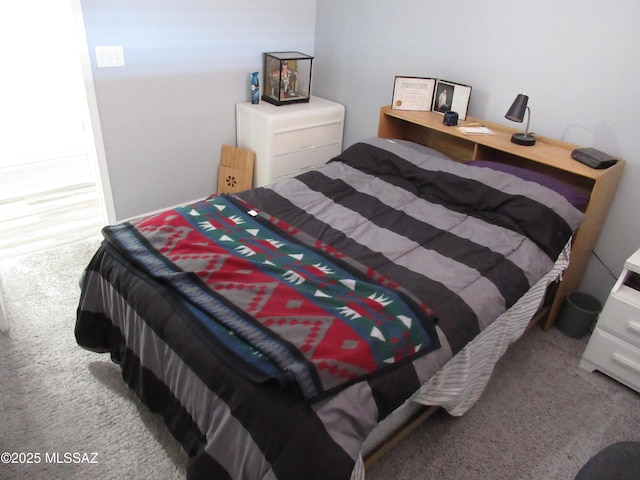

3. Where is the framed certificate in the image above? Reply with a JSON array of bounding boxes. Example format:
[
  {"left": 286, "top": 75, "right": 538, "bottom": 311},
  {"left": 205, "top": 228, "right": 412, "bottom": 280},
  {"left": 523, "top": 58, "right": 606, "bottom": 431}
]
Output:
[
  {"left": 391, "top": 76, "right": 436, "bottom": 111},
  {"left": 433, "top": 79, "right": 472, "bottom": 120}
]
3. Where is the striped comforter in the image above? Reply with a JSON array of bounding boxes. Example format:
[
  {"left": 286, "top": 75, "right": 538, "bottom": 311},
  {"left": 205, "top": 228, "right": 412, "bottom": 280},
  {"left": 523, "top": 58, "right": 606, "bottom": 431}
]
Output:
[{"left": 75, "top": 138, "right": 584, "bottom": 479}]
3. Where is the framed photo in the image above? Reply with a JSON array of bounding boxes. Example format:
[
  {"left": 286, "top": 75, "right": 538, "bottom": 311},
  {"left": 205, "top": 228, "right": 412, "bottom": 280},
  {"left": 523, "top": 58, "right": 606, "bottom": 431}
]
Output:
[
  {"left": 432, "top": 80, "right": 472, "bottom": 120},
  {"left": 391, "top": 76, "right": 436, "bottom": 111}
]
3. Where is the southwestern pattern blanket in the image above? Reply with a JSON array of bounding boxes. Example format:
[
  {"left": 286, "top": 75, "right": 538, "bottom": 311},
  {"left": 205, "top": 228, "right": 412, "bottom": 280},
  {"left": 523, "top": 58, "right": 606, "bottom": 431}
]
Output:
[
  {"left": 75, "top": 138, "right": 585, "bottom": 480},
  {"left": 101, "top": 194, "right": 440, "bottom": 401}
]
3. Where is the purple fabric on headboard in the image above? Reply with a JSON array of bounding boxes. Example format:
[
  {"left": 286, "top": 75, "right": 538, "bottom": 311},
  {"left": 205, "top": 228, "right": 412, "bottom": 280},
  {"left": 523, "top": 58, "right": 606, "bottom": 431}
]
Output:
[{"left": 467, "top": 160, "right": 591, "bottom": 210}]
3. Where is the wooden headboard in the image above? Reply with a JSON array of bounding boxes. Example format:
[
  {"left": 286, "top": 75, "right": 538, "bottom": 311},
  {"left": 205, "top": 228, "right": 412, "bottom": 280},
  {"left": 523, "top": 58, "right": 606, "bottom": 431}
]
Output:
[{"left": 377, "top": 106, "right": 625, "bottom": 330}]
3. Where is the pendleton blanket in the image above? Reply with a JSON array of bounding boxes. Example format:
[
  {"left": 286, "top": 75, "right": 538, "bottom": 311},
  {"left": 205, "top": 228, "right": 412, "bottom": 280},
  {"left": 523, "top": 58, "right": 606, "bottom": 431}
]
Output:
[{"left": 102, "top": 194, "right": 440, "bottom": 401}]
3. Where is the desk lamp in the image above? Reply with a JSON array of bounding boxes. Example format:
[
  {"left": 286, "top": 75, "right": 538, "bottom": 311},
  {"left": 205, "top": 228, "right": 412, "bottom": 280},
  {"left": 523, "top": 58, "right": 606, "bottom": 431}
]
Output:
[{"left": 505, "top": 93, "right": 536, "bottom": 146}]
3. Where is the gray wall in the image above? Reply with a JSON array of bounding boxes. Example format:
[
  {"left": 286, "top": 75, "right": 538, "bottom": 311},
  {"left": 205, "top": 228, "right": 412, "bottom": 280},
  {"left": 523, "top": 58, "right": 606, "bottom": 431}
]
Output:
[
  {"left": 80, "top": 0, "right": 316, "bottom": 220},
  {"left": 313, "top": 0, "right": 640, "bottom": 302}
]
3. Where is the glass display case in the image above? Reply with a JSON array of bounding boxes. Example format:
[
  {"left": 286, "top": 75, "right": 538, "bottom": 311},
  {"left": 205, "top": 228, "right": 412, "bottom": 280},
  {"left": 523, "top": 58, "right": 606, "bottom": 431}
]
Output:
[{"left": 262, "top": 51, "right": 313, "bottom": 106}]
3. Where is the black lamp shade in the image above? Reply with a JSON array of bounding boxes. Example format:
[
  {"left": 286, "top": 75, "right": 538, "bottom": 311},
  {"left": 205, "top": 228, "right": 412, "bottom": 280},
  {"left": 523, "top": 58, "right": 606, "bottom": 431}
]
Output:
[
  {"left": 505, "top": 94, "right": 529, "bottom": 123},
  {"left": 505, "top": 93, "right": 536, "bottom": 146}
]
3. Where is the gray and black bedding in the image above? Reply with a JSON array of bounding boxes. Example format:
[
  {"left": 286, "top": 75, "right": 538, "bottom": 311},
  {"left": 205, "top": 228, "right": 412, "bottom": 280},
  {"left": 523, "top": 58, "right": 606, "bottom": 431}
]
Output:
[{"left": 75, "top": 137, "right": 584, "bottom": 480}]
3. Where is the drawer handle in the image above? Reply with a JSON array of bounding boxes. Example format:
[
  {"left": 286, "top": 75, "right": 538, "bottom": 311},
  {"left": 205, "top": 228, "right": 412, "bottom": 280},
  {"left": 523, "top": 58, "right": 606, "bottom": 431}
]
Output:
[
  {"left": 612, "top": 352, "right": 640, "bottom": 374},
  {"left": 627, "top": 320, "right": 640, "bottom": 336}
]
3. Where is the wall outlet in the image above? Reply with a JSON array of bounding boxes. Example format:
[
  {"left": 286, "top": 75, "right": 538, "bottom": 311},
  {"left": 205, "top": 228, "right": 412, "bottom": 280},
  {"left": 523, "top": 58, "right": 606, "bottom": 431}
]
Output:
[{"left": 95, "top": 46, "right": 125, "bottom": 68}]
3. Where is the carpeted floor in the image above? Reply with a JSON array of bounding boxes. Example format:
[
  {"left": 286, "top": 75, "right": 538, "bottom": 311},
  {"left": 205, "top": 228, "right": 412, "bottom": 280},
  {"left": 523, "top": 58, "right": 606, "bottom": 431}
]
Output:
[{"left": 0, "top": 237, "right": 639, "bottom": 480}]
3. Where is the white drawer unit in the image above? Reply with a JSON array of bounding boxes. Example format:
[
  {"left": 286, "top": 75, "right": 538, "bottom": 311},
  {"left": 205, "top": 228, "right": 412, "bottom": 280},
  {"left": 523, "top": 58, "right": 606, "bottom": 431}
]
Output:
[
  {"left": 580, "top": 248, "right": 640, "bottom": 392},
  {"left": 236, "top": 96, "right": 345, "bottom": 187}
]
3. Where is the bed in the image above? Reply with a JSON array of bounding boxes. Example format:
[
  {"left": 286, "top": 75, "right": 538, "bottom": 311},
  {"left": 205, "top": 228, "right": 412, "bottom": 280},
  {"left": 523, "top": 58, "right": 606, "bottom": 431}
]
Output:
[{"left": 75, "top": 107, "right": 621, "bottom": 480}]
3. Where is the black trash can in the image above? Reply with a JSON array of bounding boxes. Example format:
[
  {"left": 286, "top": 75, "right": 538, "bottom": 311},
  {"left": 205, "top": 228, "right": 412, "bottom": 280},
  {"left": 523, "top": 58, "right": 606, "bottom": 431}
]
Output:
[{"left": 556, "top": 291, "right": 602, "bottom": 338}]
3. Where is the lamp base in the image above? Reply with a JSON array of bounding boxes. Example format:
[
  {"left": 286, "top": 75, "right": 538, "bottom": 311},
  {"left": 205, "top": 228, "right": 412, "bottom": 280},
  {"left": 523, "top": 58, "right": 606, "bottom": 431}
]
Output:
[{"left": 511, "top": 132, "right": 536, "bottom": 146}]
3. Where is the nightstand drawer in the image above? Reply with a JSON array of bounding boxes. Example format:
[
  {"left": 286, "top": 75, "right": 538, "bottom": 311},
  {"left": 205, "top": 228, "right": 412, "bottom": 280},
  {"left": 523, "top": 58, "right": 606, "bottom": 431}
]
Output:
[
  {"left": 273, "top": 166, "right": 316, "bottom": 183},
  {"left": 273, "top": 123, "right": 342, "bottom": 156},
  {"left": 272, "top": 144, "right": 341, "bottom": 178},
  {"left": 597, "top": 294, "right": 640, "bottom": 348},
  {"left": 582, "top": 328, "right": 640, "bottom": 392}
]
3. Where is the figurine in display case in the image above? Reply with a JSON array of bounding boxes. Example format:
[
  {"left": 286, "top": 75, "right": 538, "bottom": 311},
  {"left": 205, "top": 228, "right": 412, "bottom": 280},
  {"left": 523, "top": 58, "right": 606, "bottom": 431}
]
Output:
[
  {"left": 276, "top": 62, "right": 296, "bottom": 99},
  {"left": 262, "top": 51, "right": 313, "bottom": 106}
]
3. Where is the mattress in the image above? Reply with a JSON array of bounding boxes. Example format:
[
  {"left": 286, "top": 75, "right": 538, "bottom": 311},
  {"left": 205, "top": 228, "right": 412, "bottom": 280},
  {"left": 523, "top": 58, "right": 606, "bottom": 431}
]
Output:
[{"left": 76, "top": 138, "right": 584, "bottom": 479}]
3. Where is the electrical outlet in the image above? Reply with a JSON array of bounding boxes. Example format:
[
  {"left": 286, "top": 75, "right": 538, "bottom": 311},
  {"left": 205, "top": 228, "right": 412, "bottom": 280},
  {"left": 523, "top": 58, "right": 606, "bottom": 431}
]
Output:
[{"left": 95, "top": 46, "right": 125, "bottom": 68}]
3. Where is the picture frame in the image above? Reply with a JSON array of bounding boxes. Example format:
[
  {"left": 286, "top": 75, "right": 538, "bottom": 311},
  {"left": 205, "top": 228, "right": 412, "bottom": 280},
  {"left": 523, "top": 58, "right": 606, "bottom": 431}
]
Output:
[
  {"left": 432, "top": 79, "right": 472, "bottom": 120},
  {"left": 391, "top": 76, "right": 436, "bottom": 111}
]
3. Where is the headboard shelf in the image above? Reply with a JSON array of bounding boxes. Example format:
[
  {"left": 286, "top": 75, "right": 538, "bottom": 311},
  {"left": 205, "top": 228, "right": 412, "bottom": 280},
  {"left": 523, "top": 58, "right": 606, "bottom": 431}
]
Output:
[
  {"left": 378, "top": 106, "right": 625, "bottom": 330},
  {"left": 380, "top": 106, "right": 616, "bottom": 181}
]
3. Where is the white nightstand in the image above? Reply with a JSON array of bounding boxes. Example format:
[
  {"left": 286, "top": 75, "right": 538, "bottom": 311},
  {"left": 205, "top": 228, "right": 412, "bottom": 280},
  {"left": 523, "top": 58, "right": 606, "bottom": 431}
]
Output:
[
  {"left": 236, "top": 96, "right": 345, "bottom": 187},
  {"left": 580, "top": 248, "right": 640, "bottom": 392}
]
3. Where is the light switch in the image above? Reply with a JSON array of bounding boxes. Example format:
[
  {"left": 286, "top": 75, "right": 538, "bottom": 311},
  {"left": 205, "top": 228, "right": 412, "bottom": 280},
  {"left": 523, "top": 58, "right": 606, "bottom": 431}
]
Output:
[{"left": 95, "top": 46, "right": 125, "bottom": 68}]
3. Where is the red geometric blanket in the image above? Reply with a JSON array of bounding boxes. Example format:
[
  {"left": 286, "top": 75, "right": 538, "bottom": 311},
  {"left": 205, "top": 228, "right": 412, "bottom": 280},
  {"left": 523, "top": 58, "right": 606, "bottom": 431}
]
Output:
[{"left": 102, "top": 194, "right": 440, "bottom": 401}]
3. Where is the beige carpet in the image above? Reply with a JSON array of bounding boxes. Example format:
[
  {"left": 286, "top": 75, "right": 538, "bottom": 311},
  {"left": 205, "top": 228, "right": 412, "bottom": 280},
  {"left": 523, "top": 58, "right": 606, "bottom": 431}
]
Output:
[{"left": 0, "top": 237, "right": 638, "bottom": 480}]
